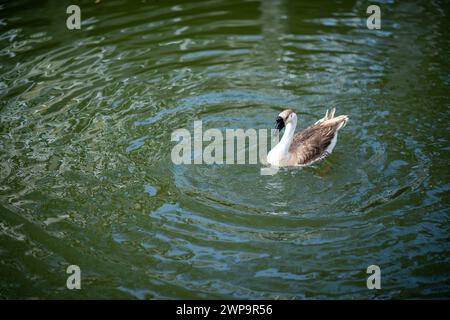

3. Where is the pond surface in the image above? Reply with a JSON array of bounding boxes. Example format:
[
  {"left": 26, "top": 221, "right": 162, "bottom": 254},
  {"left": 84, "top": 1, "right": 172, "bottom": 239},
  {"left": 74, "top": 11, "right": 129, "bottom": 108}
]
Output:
[{"left": 0, "top": 0, "right": 449, "bottom": 299}]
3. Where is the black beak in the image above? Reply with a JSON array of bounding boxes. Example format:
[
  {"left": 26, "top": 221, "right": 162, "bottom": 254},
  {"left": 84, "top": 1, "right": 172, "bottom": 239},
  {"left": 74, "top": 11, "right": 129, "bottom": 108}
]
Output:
[{"left": 275, "top": 116, "right": 285, "bottom": 131}]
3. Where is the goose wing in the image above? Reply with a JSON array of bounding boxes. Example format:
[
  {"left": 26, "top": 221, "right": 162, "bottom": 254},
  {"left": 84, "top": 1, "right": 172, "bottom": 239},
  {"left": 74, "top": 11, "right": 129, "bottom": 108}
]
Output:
[{"left": 289, "top": 122, "right": 339, "bottom": 165}]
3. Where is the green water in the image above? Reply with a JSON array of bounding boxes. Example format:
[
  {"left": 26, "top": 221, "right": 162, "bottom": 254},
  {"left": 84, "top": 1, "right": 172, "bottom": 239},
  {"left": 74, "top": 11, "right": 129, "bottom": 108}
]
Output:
[{"left": 0, "top": 0, "right": 449, "bottom": 299}]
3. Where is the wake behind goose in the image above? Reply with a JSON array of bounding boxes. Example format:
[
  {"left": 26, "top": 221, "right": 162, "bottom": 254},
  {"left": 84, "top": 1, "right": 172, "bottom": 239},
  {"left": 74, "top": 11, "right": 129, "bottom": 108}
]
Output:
[{"left": 267, "top": 108, "right": 348, "bottom": 166}]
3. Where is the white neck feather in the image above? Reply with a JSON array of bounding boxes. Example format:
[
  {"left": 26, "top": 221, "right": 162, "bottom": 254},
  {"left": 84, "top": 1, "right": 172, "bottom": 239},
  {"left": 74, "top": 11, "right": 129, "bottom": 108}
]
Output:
[
  {"left": 267, "top": 119, "right": 296, "bottom": 165},
  {"left": 267, "top": 117, "right": 298, "bottom": 165},
  {"left": 278, "top": 120, "right": 296, "bottom": 154}
]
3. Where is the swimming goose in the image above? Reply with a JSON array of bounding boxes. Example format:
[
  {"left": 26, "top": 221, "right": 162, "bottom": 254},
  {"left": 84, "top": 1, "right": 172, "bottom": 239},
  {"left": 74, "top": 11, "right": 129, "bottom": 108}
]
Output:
[{"left": 267, "top": 108, "right": 348, "bottom": 166}]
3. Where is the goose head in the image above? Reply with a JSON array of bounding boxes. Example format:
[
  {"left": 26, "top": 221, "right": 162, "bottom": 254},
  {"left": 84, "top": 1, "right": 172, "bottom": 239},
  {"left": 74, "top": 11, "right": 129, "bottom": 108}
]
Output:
[{"left": 275, "top": 109, "right": 297, "bottom": 131}]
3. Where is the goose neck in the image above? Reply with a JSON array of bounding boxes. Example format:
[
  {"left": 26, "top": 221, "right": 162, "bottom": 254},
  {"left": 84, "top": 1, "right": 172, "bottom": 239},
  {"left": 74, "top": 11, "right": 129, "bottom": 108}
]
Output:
[{"left": 279, "top": 121, "right": 296, "bottom": 153}]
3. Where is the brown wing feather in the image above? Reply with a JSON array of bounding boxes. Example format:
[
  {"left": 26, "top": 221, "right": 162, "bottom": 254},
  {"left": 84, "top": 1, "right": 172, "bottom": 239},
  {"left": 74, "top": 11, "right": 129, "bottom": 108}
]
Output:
[{"left": 289, "top": 123, "right": 338, "bottom": 165}]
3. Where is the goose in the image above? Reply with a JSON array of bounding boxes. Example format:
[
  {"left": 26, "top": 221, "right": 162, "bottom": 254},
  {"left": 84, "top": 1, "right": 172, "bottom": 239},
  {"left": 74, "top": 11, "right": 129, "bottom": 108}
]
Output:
[{"left": 267, "top": 108, "right": 348, "bottom": 166}]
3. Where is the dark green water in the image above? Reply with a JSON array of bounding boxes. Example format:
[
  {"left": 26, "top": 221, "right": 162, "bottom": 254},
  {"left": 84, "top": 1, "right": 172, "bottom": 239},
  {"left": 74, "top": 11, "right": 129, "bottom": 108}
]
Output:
[{"left": 0, "top": 0, "right": 449, "bottom": 299}]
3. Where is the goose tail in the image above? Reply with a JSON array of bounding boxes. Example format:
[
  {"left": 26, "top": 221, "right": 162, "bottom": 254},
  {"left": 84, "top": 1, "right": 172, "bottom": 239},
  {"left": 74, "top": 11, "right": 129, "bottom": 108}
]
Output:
[
  {"left": 315, "top": 107, "right": 337, "bottom": 125},
  {"left": 315, "top": 108, "right": 348, "bottom": 129},
  {"left": 326, "top": 107, "right": 336, "bottom": 119},
  {"left": 325, "top": 114, "right": 348, "bottom": 130}
]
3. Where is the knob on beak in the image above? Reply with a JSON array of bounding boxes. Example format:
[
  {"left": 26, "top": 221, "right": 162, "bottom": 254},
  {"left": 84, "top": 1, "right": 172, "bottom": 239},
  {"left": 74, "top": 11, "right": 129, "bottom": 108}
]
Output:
[{"left": 275, "top": 116, "right": 285, "bottom": 131}]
